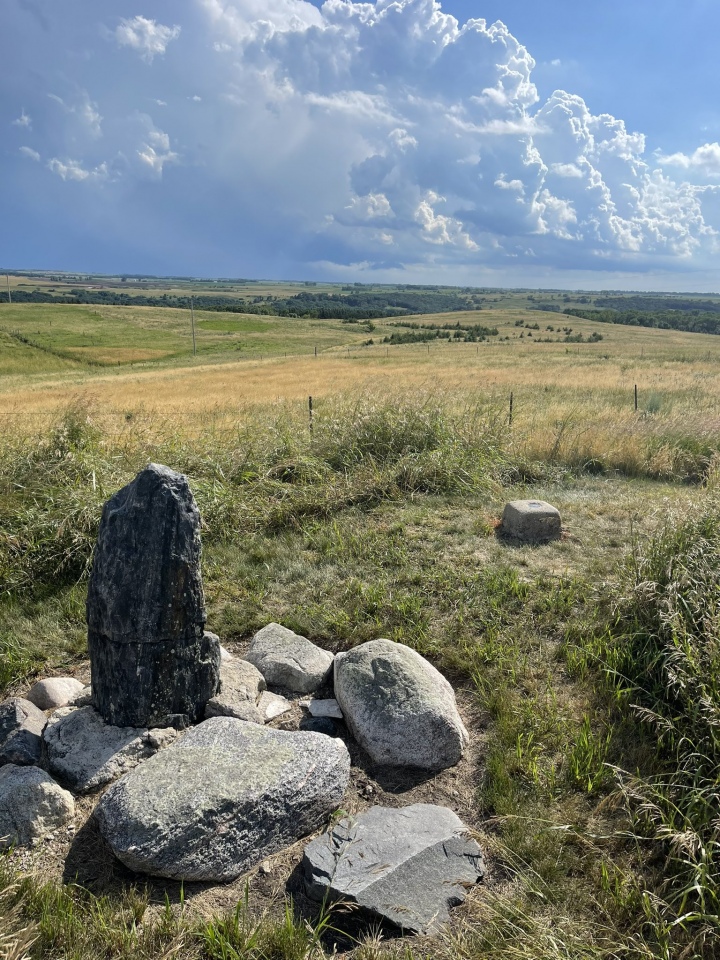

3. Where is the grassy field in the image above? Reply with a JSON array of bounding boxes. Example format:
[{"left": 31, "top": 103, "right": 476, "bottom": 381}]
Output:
[{"left": 1, "top": 295, "right": 720, "bottom": 959}]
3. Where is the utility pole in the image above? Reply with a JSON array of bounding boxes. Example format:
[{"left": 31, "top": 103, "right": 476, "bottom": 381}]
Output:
[
  {"left": 190, "top": 296, "right": 196, "bottom": 356},
  {"left": 5, "top": 275, "right": 10, "bottom": 304}
]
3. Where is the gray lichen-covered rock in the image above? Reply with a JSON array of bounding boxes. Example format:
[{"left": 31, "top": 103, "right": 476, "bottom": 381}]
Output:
[
  {"left": 0, "top": 764, "right": 75, "bottom": 850},
  {"left": 205, "top": 660, "right": 266, "bottom": 721},
  {"left": 86, "top": 464, "right": 221, "bottom": 728},
  {"left": 334, "top": 639, "right": 468, "bottom": 771},
  {"left": 43, "top": 706, "right": 178, "bottom": 793},
  {"left": 26, "top": 677, "right": 85, "bottom": 711},
  {"left": 303, "top": 804, "right": 485, "bottom": 934},
  {"left": 95, "top": 716, "right": 351, "bottom": 881},
  {"left": 0, "top": 698, "right": 46, "bottom": 767},
  {"left": 245, "top": 623, "right": 334, "bottom": 694},
  {"left": 501, "top": 499, "right": 561, "bottom": 543}
]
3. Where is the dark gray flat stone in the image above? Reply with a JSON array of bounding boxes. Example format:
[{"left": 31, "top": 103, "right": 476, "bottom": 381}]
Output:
[{"left": 303, "top": 803, "right": 484, "bottom": 934}]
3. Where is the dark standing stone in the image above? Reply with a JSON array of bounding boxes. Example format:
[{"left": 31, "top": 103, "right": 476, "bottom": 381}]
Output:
[{"left": 87, "top": 464, "right": 220, "bottom": 728}]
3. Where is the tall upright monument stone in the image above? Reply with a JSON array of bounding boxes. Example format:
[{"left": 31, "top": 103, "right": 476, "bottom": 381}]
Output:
[{"left": 87, "top": 463, "right": 220, "bottom": 728}]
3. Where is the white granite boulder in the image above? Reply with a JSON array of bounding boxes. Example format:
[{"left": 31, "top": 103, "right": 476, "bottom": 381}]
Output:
[
  {"left": 43, "top": 706, "right": 177, "bottom": 793},
  {"left": 0, "top": 698, "right": 46, "bottom": 767},
  {"left": 26, "top": 677, "right": 85, "bottom": 711},
  {"left": 245, "top": 623, "right": 333, "bottom": 694},
  {"left": 95, "top": 716, "right": 351, "bottom": 881},
  {"left": 334, "top": 639, "right": 468, "bottom": 771},
  {"left": 0, "top": 764, "right": 74, "bottom": 850},
  {"left": 303, "top": 804, "right": 484, "bottom": 934}
]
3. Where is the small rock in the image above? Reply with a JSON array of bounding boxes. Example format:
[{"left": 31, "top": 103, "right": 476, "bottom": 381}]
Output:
[
  {"left": 303, "top": 803, "right": 485, "bottom": 934},
  {"left": 259, "top": 860, "right": 272, "bottom": 875},
  {"left": 26, "top": 678, "right": 85, "bottom": 711},
  {"left": 246, "top": 623, "right": 333, "bottom": 694},
  {"left": 258, "top": 691, "right": 292, "bottom": 721},
  {"left": 0, "top": 698, "right": 47, "bottom": 767},
  {"left": 219, "top": 644, "right": 233, "bottom": 662},
  {"left": 95, "top": 716, "right": 351, "bottom": 881},
  {"left": 501, "top": 499, "right": 561, "bottom": 543},
  {"left": 205, "top": 660, "right": 266, "bottom": 722},
  {"left": 0, "top": 765, "right": 75, "bottom": 850},
  {"left": 334, "top": 639, "right": 468, "bottom": 771},
  {"left": 299, "top": 716, "right": 340, "bottom": 737},
  {"left": 300, "top": 698, "right": 344, "bottom": 720},
  {"left": 43, "top": 706, "right": 177, "bottom": 793}
]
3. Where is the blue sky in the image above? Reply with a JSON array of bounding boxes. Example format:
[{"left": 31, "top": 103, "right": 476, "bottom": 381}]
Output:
[{"left": 2, "top": 0, "right": 720, "bottom": 289}]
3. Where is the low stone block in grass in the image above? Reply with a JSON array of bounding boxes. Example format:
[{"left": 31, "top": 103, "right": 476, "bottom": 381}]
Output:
[{"left": 501, "top": 499, "right": 561, "bottom": 543}]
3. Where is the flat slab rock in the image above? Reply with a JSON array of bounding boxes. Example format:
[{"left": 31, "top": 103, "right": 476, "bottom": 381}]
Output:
[
  {"left": 0, "top": 764, "right": 74, "bottom": 850},
  {"left": 303, "top": 803, "right": 485, "bottom": 934},
  {"left": 245, "top": 623, "right": 334, "bottom": 694},
  {"left": 334, "top": 639, "right": 468, "bottom": 771},
  {"left": 26, "top": 677, "right": 85, "bottom": 711},
  {"left": 501, "top": 499, "right": 561, "bottom": 543},
  {"left": 0, "top": 698, "right": 47, "bottom": 767},
  {"left": 95, "top": 716, "right": 351, "bottom": 881},
  {"left": 43, "top": 706, "right": 178, "bottom": 793}
]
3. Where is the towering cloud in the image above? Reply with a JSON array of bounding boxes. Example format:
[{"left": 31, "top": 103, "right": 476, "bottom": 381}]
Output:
[{"left": 4, "top": 0, "right": 720, "bottom": 282}]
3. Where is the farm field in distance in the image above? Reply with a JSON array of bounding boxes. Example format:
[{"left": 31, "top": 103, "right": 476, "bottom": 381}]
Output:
[{"left": 1, "top": 276, "right": 720, "bottom": 960}]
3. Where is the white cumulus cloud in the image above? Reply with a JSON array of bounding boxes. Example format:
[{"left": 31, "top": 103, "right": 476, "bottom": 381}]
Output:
[
  {"left": 137, "top": 128, "right": 179, "bottom": 176},
  {"left": 47, "top": 158, "right": 108, "bottom": 181},
  {"left": 115, "top": 16, "right": 181, "bottom": 63},
  {"left": 12, "top": 110, "right": 31, "bottom": 128},
  {"left": 19, "top": 146, "right": 40, "bottom": 161},
  {"left": 658, "top": 143, "right": 720, "bottom": 179}
]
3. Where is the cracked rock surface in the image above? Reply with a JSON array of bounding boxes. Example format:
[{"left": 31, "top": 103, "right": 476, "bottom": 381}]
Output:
[{"left": 303, "top": 803, "right": 484, "bottom": 934}]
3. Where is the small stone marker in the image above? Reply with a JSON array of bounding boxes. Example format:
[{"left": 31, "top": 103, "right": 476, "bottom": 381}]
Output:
[
  {"left": 86, "top": 464, "right": 221, "bottom": 728},
  {"left": 302, "top": 803, "right": 485, "bottom": 934},
  {"left": 0, "top": 698, "right": 47, "bottom": 767},
  {"left": 26, "top": 677, "right": 85, "bottom": 711},
  {"left": 95, "top": 716, "right": 351, "bottom": 881},
  {"left": 501, "top": 499, "right": 561, "bottom": 543},
  {"left": 0, "top": 765, "right": 75, "bottom": 849}
]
